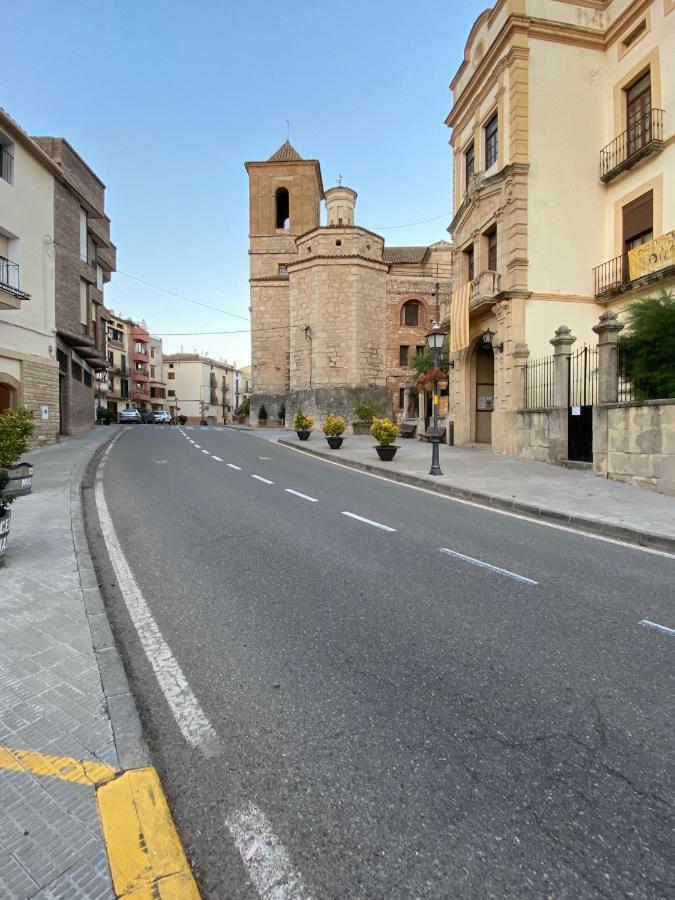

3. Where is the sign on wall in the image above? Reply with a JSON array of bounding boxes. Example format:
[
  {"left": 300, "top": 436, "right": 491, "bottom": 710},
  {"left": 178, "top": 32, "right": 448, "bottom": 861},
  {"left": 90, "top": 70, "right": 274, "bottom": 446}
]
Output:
[{"left": 628, "top": 231, "right": 674, "bottom": 281}]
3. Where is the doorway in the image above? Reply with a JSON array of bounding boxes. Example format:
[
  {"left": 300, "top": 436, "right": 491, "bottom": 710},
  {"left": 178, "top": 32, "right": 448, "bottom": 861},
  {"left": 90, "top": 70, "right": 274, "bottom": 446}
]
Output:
[{"left": 474, "top": 346, "right": 494, "bottom": 444}]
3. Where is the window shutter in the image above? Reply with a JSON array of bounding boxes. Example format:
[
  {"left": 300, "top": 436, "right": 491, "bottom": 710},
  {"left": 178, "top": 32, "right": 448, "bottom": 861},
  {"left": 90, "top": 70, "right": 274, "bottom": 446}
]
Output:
[{"left": 623, "top": 191, "right": 653, "bottom": 243}]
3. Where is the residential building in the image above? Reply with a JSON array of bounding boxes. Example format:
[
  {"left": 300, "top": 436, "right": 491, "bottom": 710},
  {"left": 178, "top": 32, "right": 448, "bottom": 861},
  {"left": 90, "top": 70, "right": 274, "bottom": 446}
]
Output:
[
  {"left": 238, "top": 364, "right": 252, "bottom": 411},
  {"left": 163, "top": 353, "right": 237, "bottom": 425},
  {"left": 443, "top": 0, "right": 674, "bottom": 452},
  {"left": 246, "top": 142, "right": 453, "bottom": 426},
  {"left": 130, "top": 321, "right": 151, "bottom": 410},
  {"left": 32, "top": 135, "right": 116, "bottom": 435},
  {"left": 149, "top": 336, "right": 167, "bottom": 411},
  {"left": 0, "top": 109, "right": 59, "bottom": 446},
  {"left": 103, "top": 312, "right": 131, "bottom": 417}
]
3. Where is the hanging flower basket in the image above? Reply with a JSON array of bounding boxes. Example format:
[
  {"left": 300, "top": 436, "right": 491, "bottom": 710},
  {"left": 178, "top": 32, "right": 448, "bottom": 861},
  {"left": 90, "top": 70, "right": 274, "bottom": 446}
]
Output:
[{"left": 417, "top": 367, "right": 448, "bottom": 390}]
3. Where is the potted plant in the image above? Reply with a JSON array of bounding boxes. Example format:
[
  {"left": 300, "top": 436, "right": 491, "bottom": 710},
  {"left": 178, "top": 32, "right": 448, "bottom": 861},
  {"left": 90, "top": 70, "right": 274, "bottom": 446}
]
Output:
[
  {"left": 178, "top": 414, "right": 188, "bottom": 426},
  {"left": 322, "top": 415, "right": 346, "bottom": 449},
  {"left": 0, "top": 408, "right": 35, "bottom": 498},
  {"left": 0, "top": 468, "right": 14, "bottom": 567},
  {"left": 258, "top": 403, "right": 268, "bottom": 427},
  {"left": 371, "top": 417, "right": 400, "bottom": 461},
  {"left": 293, "top": 412, "right": 314, "bottom": 440},
  {"left": 352, "top": 400, "right": 381, "bottom": 436}
]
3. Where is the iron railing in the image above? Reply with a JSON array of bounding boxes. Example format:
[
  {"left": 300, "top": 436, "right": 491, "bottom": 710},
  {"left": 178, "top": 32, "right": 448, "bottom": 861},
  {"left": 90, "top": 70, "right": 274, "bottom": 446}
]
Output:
[
  {"left": 593, "top": 230, "right": 675, "bottom": 297},
  {"left": 599, "top": 108, "right": 664, "bottom": 181},
  {"left": 617, "top": 345, "right": 635, "bottom": 403},
  {"left": 568, "top": 344, "right": 598, "bottom": 407},
  {"left": 0, "top": 255, "right": 20, "bottom": 291},
  {"left": 1, "top": 145, "right": 13, "bottom": 183},
  {"left": 524, "top": 354, "right": 555, "bottom": 409}
]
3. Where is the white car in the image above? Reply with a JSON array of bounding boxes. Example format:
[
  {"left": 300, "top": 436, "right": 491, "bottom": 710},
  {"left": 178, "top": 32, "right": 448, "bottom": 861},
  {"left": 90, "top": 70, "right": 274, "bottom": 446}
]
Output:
[
  {"left": 153, "top": 410, "right": 172, "bottom": 424},
  {"left": 119, "top": 408, "right": 142, "bottom": 423}
]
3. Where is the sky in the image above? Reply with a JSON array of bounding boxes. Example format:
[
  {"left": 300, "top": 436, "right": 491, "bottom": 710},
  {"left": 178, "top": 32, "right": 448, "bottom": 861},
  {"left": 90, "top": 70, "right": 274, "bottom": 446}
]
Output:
[{"left": 5, "top": 0, "right": 487, "bottom": 367}]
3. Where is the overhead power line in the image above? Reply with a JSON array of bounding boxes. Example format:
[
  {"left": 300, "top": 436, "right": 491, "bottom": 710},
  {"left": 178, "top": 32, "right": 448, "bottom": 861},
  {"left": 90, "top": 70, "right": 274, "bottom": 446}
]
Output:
[
  {"left": 374, "top": 211, "right": 452, "bottom": 230},
  {"left": 115, "top": 270, "right": 250, "bottom": 322}
]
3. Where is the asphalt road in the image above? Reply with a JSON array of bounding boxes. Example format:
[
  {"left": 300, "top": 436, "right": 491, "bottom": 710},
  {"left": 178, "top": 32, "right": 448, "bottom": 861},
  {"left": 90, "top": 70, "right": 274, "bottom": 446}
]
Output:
[{"left": 86, "top": 424, "right": 675, "bottom": 899}]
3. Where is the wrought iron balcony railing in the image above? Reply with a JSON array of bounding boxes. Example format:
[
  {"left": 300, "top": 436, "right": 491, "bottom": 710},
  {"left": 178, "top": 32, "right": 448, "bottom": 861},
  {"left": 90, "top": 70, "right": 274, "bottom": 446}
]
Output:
[
  {"left": 599, "top": 109, "right": 664, "bottom": 182},
  {"left": 593, "top": 230, "right": 675, "bottom": 298},
  {"left": 0, "top": 254, "right": 30, "bottom": 302}
]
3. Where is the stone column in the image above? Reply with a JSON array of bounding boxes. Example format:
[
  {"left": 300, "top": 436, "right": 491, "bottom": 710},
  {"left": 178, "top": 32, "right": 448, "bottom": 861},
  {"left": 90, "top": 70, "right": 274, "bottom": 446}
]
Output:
[
  {"left": 591, "top": 310, "right": 625, "bottom": 476},
  {"left": 512, "top": 342, "right": 530, "bottom": 410},
  {"left": 549, "top": 325, "right": 577, "bottom": 463},
  {"left": 403, "top": 386, "right": 412, "bottom": 419}
]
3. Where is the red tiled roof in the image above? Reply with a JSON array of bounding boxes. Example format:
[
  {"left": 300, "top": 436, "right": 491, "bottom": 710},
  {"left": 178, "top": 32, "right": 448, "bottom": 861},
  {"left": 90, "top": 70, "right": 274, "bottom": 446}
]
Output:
[
  {"left": 268, "top": 141, "right": 303, "bottom": 162},
  {"left": 383, "top": 246, "right": 429, "bottom": 265}
]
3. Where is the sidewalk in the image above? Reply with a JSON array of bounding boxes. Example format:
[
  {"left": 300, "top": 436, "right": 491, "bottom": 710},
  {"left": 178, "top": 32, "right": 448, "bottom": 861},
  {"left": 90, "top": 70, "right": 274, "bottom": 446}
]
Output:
[
  {"left": 278, "top": 433, "right": 675, "bottom": 552},
  {"left": 0, "top": 427, "right": 197, "bottom": 899}
]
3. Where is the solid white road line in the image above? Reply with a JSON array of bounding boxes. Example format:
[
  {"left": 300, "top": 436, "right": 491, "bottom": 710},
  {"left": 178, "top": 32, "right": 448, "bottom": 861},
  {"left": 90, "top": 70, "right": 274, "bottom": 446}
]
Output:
[
  {"left": 251, "top": 474, "right": 274, "bottom": 484},
  {"left": 227, "top": 463, "right": 242, "bottom": 470},
  {"left": 639, "top": 619, "right": 675, "bottom": 636},
  {"left": 94, "top": 478, "right": 219, "bottom": 756},
  {"left": 200, "top": 449, "right": 210, "bottom": 454},
  {"left": 285, "top": 489, "right": 318, "bottom": 502},
  {"left": 224, "top": 802, "right": 311, "bottom": 900},
  {"left": 439, "top": 547, "right": 538, "bottom": 585},
  {"left": 212, "top": 455, "right": 224, "bottom": 462},
  {"left": 341, "top": 511, "right": 396, "bottom": 532}
]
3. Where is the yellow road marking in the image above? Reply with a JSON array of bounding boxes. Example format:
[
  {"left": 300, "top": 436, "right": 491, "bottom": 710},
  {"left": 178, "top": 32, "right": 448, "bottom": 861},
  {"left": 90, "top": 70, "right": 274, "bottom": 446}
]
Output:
[
  {"left": 0, "top": 745, "right": 117, "bottom": 786},
  {"left": 97, "top": 767, "right": 200, "bottom": 899}
]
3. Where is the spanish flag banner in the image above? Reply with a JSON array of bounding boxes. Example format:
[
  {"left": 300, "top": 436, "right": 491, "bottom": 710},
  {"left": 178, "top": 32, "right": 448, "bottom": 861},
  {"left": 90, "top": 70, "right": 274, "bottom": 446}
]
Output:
[{"left": 450, "top": 282, "right": 471, "bottom": 353}]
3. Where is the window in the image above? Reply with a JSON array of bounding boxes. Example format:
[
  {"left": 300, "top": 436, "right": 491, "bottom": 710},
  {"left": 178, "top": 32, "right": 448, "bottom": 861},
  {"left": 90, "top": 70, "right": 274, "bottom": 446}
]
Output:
[
  {"left": 71, "top": 361, "right": 82, "bottom": 382},
  {"left": 0, "top": 137, "right": 14, "bottom": 184},
  {"left": 79, "top": 209, "right": 88, "bottom": 261},
  {"left": 487, "top": 226, "right": 497, "bottom": 271},
  {"left": 621, "top": 19, "right": 647, "bottom": 51},
  {"left": 464, "top": 141, "right": 475, "bottom": 188},
  {"left": 275, "top": 187, "right": 290, "bottom": 230},
  {"left": 399, "top": 388, "right": 405, "bottom": 409},
  {"left": 485, "top": 113, "right": 498, "bottom": 169},
  {"left": 401, "top": 300, "right": 420, "bottom": 326},
  {"left": 83, "top": 370, "right": 92, "bottom": 388},
  {"left": 416, "top": 345, "right": 424, "bottom": 356},
  {"left": 399, "top": 345, "right": 409, "bottom": 366},
  {"left": 278, "top": 263, "right": 288, "bottom": 276},
  {"left": 626, "top": 72, "right": 651, "bottom": 156},
  {"left": 151, "top": 366, "right": 156, "bottom": 378},
  {"left": 465, "top": 245, "right": 475, "bottom": 282},
  {"left": 623, "top": 190, "right": 653, "bottom": 256},
  {"left": 169, "top": 363, "right": 174, "bottom": 368},
  {"left": 79, "top": 280, "right": 88, "bottom": 327},
  {"left": 151, "top": 347, "right": 155, "bottom": 358},
  {"left": 168, "top": 389, "right": 176, "bottom": 397},
  {"left": 96, "top": 264, "right": 103, "bottom": 290},
  {"left": 87, "top": 236, "right": 97, "bottom": 269},
  {"left": 106, "top": 351, "right": 113, "bottom": 366},
  {"left": 57, "top": 349, "right": 68, "bottom": 373},
  {"left": 168, "top": 371, "right": 175, "bottom": 379},
  {"left": 134, "top": 341, "right": 147, "bottom": 355}
]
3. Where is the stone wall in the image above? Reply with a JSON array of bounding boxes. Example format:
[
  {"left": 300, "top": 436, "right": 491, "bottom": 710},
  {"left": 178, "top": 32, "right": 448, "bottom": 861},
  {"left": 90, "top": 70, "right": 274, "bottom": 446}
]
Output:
[
  {"left": 593, "top": 400, "right": 675, "bottom": 496},
  {"left": 286, "top": 386, "right": 392, "bottom": 432},
  {"left": 22, "top": 359, "right": 60, "bottom": 448},
  {"left": 515, "top": 409, "right": 553, "bottom": 463}
]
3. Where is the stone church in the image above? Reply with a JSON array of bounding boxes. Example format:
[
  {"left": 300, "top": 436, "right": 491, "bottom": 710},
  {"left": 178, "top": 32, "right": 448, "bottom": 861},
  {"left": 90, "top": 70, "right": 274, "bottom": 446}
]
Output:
[{"left": 246, "top": 141, "right": 453, "bottom": 427}]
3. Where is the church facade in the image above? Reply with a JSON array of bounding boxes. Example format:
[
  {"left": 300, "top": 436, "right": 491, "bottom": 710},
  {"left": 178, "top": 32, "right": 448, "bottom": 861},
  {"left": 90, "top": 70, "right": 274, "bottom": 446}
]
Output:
[{"left": 245, "top": 141, "right": 452, "bottom": 428}]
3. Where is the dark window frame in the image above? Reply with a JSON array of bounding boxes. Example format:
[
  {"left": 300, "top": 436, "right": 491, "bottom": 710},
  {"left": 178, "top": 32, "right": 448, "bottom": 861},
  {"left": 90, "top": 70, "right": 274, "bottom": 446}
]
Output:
[
  {"left": 401, "top": 300, "right": 420, "bottom": 327},
  {"left": 399, "top": 345, "right": 409, "bottom": 367},
  {"left": 464, "top": 141, "right": 475, "bottom": 188},
  {"left": 485, "top": 112, "right": 498, "bottom": 169},
  {"left": 486, "top": 226, "right": 498, "bottom": 272}
]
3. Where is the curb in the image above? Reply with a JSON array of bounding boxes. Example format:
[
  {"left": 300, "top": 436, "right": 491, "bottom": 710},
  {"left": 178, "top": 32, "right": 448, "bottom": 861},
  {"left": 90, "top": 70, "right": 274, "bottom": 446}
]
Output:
[
  {"left": 278, "top": 440, "right": 675, "bottom": 554},
  {"left": 73, "top": 428, "right": 151, "bottom": 771}
]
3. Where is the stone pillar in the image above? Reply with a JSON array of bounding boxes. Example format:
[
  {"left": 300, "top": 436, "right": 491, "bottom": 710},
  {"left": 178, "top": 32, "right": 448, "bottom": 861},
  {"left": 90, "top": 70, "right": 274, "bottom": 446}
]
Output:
[
  {"left": 512, "top": 342, "right": 530, "bottom": 410},
  {"left": 591, "top": 310, "right": 625, "bottom": 476},
  {"left": 549, "top": 325, "right": 577, "bottom": 463},
  {"left": 417, "top": 389, "right": 425, "bottom": 431},
  {"left": 403, "top": 386, "right": 412, "bottom": 419}
]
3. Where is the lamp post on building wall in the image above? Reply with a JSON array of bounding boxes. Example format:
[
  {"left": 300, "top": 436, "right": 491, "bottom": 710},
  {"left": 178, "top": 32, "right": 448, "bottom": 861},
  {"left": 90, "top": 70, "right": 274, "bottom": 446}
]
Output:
[{"left": 426, "top": 322, "right": 445, "bottom": 477}]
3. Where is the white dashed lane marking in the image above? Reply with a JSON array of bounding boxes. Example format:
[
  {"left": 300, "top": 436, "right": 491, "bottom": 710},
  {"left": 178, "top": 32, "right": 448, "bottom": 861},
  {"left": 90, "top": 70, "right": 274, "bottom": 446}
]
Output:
[
  {"left": 227, "top": 464, "right": 242, "bottom": 471},
  {"left": 212, "top": 455, "right": 224, "bottom": 462},
  {"left": 439, "top": 547, "right": 538, "bottom": 585},
  {"left": 200, "top": 449, "right": 210, "bottom": 454},
  {"left": 285, "top": 489, "right": 318, "bottom": 503},
  {"left": 639, "top": 619, "right": 675, "bottom": 636},
  {"left": 341, "top": 511, "right": 396, "bottom": 532},
  {"left": 251, "top": 475, "right": 274, "bottom": 485}
]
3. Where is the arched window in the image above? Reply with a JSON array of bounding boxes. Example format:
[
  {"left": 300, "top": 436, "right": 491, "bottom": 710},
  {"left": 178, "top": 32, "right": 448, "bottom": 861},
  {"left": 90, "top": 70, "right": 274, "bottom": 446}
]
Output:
[
  {"left": 401, "top": 300, "right": 421, "bottom": 327},
  {"left": 0, "top": 380, "right": 18, "bottom": 413},
  {"left": 275, "top": 188, "right": 290, "bottom": 230}
]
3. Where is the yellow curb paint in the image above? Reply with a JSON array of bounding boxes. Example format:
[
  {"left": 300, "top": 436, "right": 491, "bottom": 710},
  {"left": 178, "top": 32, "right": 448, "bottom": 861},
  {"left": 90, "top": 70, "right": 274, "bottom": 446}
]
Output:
[
  {"left": 0, "top": 746, "right": 117, "bottom": 786},
  {"left": 97, "top": 767, "right": 200, "bottom": 899}
]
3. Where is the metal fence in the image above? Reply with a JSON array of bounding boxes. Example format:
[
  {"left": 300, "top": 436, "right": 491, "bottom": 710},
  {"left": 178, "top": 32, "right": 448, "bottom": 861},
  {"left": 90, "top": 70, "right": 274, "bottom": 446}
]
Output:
[
  {"left": 568, "top": 344, "right": 598, "bottom": 407},
  {"left": 524, "top": 355, "right": 555, "bottom": 408}
]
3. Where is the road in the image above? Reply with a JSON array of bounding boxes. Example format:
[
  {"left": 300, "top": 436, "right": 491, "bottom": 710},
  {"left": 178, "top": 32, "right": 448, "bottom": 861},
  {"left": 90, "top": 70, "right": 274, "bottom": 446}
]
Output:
[{"left": 85, "top": 424, "right": 675, "bottom": 899}]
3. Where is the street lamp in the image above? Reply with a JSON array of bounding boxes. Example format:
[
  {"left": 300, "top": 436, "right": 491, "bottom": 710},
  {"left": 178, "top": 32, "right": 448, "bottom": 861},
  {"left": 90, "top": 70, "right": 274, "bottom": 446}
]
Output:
[
  {"left": 481, "top": 327, "right": 503, "bottom": 352},
  {"left": 426, "top": 321, "right": 445, "bottom": 477}
]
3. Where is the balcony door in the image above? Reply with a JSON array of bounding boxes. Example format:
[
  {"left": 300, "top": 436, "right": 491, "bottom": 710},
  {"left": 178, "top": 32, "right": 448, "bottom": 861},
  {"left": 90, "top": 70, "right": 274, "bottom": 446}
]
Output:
[
  {"left": 626, "top": 72, "right": 651, "bottom": 157},
  {"left": 622, "top": 190, "right": 653, "bottom": 281}
]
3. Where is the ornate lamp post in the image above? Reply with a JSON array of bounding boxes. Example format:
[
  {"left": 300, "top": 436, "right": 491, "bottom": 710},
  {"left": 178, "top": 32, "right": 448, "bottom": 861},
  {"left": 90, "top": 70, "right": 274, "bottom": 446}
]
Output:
[{"left": 426, "top": 321, "right": 445, "bottom": 476}]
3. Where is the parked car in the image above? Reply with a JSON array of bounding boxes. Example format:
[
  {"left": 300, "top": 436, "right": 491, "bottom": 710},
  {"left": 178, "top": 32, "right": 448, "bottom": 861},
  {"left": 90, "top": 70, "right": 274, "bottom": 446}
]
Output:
[
  {"left": 119, "top": 408, "right": 142, "bottom": 423},
  {"left": 153, "top": 410, "right": 171, "bottom": 424},
  {"left": 138, "top": 408, "right": 154, "bottom": 424}
]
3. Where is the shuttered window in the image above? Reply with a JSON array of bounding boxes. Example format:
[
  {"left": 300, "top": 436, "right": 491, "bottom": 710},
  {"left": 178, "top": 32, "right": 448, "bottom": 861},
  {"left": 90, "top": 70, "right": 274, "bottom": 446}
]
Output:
[{"left": 623, "top": 191, "right": 653, "bottom": 251}]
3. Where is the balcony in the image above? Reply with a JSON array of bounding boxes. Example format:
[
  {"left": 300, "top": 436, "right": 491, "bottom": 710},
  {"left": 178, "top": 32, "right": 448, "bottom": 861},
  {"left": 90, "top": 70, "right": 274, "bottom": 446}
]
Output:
[
  {"left": 470, "top": 270, "right": 501, "bottom": 310},
  {"left": 599, "top": 109, "right": 664, "bottom": 183},
  {"left": 593, "top": 230, "right": 675, "bottom": 299},
  {"left": 0, "top": 255, "right": 31, "bottom": 310},
  {"left": 1, "top": 145, "right": 13, "bottom": 184},
  {"left": 107, "top": 328, "right": 125, "bottom": 348}
]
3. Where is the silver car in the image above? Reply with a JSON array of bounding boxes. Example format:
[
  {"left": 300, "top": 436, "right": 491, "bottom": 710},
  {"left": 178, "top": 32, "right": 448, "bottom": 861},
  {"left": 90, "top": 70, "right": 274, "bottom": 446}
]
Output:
[
  {"left": 119, "top": 408, "right": 142, "bottom": 423},
  {"left": 153, "top": 410, "right": 171, "bottom": 424}
]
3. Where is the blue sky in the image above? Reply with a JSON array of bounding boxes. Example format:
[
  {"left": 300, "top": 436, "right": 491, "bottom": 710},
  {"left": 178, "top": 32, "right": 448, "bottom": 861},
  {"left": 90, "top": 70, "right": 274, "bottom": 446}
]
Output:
[{"left": 6, "top": 0, "right": 486, "bottom": 365}]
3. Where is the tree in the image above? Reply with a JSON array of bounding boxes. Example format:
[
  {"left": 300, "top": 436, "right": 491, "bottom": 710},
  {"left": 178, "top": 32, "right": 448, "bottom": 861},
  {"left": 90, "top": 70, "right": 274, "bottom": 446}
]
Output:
[{"left": 619, "top": 292, "right": 675, "bottom": 401}]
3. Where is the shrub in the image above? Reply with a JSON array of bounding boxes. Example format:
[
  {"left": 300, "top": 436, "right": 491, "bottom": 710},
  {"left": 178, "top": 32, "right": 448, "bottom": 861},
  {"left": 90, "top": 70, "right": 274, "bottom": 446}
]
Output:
[
  {"left": 293, "top": 412, "right": 314, "bottom": 430},
  {"left": 370, "top": 417, "right": 399, "bottom": 446},
  {"left": 278, "top": 403, "right": 286, "bottom": 422},
  {"left": 178, "top": 415, "right": 188, "bottom": 426},
  {"left": 0, "top": 408, "right": 35, "bottom": 469},
  {"left": 258, "top": 404, "right": 268, "bottom": 422},
  {"left": 619, "top": 292, "right": 675, "bottom": 401},
  {"left": 0, "top": 468, "right": 15, "bottom": 511},
  {"left": 240, "top": 397, "right": 250, "bottom": 417},
  {"left": 322, "top": 415, "right": 346, "bottom": 437},
  {"left": 354, "top": 400, "right": 381, "bottom": 423}
]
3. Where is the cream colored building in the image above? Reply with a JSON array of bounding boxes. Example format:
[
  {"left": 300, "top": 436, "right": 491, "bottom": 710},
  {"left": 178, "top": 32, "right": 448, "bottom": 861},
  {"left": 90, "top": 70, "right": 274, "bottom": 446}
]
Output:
[
  {"left": 0, "top": 109, "right": 59, "bottom": 445},
  {"left": 163, "top": 353, "right": 238, "bottom": 425},
  {"left": 444, "top": 0, "right": 674, "bottom": 452}
]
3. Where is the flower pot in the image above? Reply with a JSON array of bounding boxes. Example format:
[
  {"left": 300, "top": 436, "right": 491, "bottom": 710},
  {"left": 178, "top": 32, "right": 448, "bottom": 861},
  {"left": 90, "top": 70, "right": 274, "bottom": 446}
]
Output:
[
  {"left": 438, "top": 381, "right": 449, "bottom": 390},
  {"left": 6, "top": 463, "right": 33, "bottom": 498},
  {"left": 375, "top": 445, "right": 399, "bottom": 461},
  {"left": 0, "top": 508, "right": 11, "bottom": 567},
  {"left": 326, "top": 436, "right": 343, "bottom": 449},
  {"left": 297, "top": 429, "right": 311, "bottom": 441}
]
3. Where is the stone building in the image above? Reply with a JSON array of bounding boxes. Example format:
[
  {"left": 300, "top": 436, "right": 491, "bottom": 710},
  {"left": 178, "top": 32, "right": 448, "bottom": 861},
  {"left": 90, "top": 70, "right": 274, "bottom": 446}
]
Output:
[
  {"left": 245, "top": 142, "right": 452, "bottom": 427},
  {"left": 443, "top": 0, "right": 674, "bottom": 453},
  {"left": 163, "top": 353, "right": 238, "bottom": 425}
]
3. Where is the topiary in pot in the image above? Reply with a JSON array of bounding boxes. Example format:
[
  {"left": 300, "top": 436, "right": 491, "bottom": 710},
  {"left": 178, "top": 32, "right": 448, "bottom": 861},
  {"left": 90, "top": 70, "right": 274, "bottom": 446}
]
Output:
[
  {"left": 178, "top": 415, "right": 188, "bottom": 426},
  {"left": 322, "top": 415, "right": 346, "bottom": 449},
  {"left": 293, "top": 412, "right": 314, "bottom": 440},
  {"left": 0, "top": 408, "right": 35, "bottom": 498},
  {"left": 258, "top": 403, "right": 268, "bottom": 427},
  {"left": 370, "top": 417, "right": 400, "bottom": 461}
]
